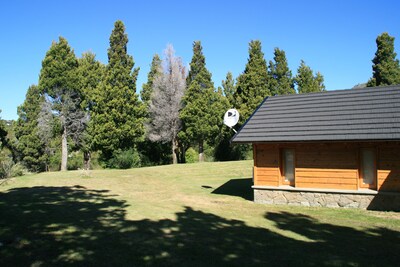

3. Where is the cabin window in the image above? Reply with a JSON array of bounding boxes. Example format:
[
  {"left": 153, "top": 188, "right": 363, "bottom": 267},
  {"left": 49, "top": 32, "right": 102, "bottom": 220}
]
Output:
[
  {"left": 282, "top": 148, "right": 295, "bottom": 186},
  {"left": 360, "top": 148, "right": 376, "bottom": 189}
]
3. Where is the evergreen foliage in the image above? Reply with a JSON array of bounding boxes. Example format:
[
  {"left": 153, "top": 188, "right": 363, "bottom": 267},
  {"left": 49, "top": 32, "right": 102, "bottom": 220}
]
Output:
[
  {"left": 0, "top": 111, "right": 7, "bottom": 149},
  {"left": 8, "top": 20, "right": 338, "bottom": 171},
  {"left": 89, "top": 20, "right": 145, "bottom": 161},
  {"left": 295, "top": 60, "right": 326, "bottom": 93},
  {"left": 39, "top": 37, "right": 79, "bottom": 96},
  {"left": 269, "top": 48, "right": 295, "bottom": 95},
  {"left": 14, "top": 85, "right": 46, "bottom": 172},
  {"left": 77, "top": 52, "right": 104, "bottom": 111},
  {"left": 38, "top": 36, "right": 84, "bottom": 171},
  {"left": 141, "top": 54, "right": 162, "bottom": 106},
  {"left": 235, "top": 40, "right": 270, "bottom": 123},
  {"left": 77, "top": 52, "right": 104, "bottom": 169},
  {"left": 180, "top": 41, "right": 224, "bottom": 162},
  {"left": 367, "top": 32, "right": 400, "bottom": 87},
  {"left": 222, "top": 72, "right": 236, "bottom": 107}
]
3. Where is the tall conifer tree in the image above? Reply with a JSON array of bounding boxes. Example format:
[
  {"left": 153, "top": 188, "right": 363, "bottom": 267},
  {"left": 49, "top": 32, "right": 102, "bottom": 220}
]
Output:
[
  {"left": 90, "top": 20, "right": 145, "bottom": 161},
  {"left": 141, "top": 54, "right": 162, "bottom": 107},
  {"left": 38, "top": 37, "right": 83, "bottom": 171},
  {"left": 269, "top": 48, "right": 295, "bottom": 96},
  {"left": 77, "top": 52, "right": 104, "bottom": 112},
  {"left": 235, "top": 40, "right": 270, "bottom": 123},
  {"left": 222, "top": 72, "right": 236, "bottom": 107},
  {"left": 77, "top": 52, "right": 104, "bottom": 169},
  {"left": 15, "top": 85, "right": 46, "bottom": 172},
  {"left": 180, "top": 41, "right": 222, "bottom": 162},
  {"left": 367, "top": 32, "right": 400, "bottom": 87},
  {"left": 295, "top": 60, "right": 325, "bottom": 93}
]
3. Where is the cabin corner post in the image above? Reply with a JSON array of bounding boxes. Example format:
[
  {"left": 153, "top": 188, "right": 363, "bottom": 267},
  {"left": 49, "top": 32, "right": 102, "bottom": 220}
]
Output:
[{"left": 253, "top": 144, "right": 257, "bottom": 185}]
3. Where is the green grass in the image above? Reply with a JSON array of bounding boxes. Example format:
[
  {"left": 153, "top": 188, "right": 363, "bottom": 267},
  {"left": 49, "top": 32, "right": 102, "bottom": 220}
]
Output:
[{"left": 0, "top": 160, "right": 399, "bottom": 266}]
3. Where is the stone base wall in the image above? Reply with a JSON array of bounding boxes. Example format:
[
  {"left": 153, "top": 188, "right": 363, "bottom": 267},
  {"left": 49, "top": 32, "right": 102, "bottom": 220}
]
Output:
[{"left": 254, "top": 188, "right": 400, "bottom": 211}]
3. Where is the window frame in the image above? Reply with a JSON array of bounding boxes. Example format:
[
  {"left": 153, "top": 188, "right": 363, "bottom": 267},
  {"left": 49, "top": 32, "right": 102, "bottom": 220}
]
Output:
[
  {"left": 359, "top": 147, "right": 377, "bottom": 190},
  {"left": 281, "top": 148, "right": 295, "bottom": 186}
]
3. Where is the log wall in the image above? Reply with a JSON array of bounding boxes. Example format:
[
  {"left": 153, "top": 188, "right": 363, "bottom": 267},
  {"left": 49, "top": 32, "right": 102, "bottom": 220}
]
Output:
[
  {"left": 377, "top": 144, "right": 400, "bottom": 192},
  {"left": 253, "top": 142, "right": 400, "bottom": 192}
]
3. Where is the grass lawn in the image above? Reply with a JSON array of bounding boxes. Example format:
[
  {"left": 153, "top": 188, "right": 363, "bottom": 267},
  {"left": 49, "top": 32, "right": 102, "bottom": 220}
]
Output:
[{"left": 1, "top": 160, "right": 399, "bottom": 266}]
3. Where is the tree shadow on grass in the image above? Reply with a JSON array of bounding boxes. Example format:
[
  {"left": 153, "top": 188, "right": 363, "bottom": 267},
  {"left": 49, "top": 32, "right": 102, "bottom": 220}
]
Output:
[
  {"left": 265, "top": 211, "right": 400, "bottom": 266},
  {"left": 0, "top": 186, "right": 399, "bottom": 266},
  {"left": 211, "top": 177, "right": 253, "bottom": 200}
]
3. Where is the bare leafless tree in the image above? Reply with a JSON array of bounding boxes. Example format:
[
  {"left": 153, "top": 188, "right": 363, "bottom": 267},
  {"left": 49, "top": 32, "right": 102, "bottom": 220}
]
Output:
[{"left": 147, "top": 44, "right": 186, "bottom": 164}]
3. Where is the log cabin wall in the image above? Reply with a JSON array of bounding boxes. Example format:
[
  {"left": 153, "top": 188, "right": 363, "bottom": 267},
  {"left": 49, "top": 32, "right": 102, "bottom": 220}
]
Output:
[
  {"left": 253, "top": 142, "right": 400, "bottom": 192},
  {"left": 295, "top": 143, "right": 358, "bottom": 190},
  {"left": 254, "top": 144, "right": 280, "bottom": 186},
  {"left": 377, "top": 143, "right": 400, "bottom": 192}
]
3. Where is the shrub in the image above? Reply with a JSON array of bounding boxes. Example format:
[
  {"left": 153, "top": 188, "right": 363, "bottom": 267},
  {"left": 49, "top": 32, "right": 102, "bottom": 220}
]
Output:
[
  {"left": 10, "top": 163, "right": 26, "bottom": 177},
  {"left": 109, "top": 149, "right": 141, "bottom": 169},
  {"left": 185, "top": 147, "right": 198, "bottom": 163},
  {"left": 0, "top": 149, "right": 13, "bottom": 178},
  {"left": 48, "top": 152, "right": 61, "bottom": 171},
  {"left": 0, "top": 150, "right": 26, "bottom": 178},
  {"left": 67, "top": 152, "right": 83, "bottom": 170},
  {"left": 204, "top": 143, "right": 214, "bottom": 162},
  {"left": 89, "top": 151, "right": 102, "bottom": 170}
]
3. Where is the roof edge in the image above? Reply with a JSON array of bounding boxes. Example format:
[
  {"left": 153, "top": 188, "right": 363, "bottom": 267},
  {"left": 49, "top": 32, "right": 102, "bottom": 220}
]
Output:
[
  {"left": 232, "top": 139, "right": 400, "bottom": 144},
  {"left": 230, "top": 96, "right": 270, "bottom": 144}
]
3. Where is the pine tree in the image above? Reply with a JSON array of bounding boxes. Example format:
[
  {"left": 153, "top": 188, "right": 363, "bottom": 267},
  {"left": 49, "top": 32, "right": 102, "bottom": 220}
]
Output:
[
  {"left": 90, "top": 20, "right": 145, "bottom": 161},
  {"left": 77, "top": 52, "right": 104, "bottom": 169},
  {"left": 235, "top": 40, "right": 270, "bottom": 123},
  {"left": 180, "top": 41, "right": 222, "bottom": 162},
  {"left": 367, "top": 32, "right": 400, "bottom": 87},
  {"left": 77, "top": 52, "right": 104, "bottom": 111},
  {"left": 269, "top": 48, "right": 295, "bottom": 96},
  {"left": 222, "top": 72, "right": 236, "bottom": 107},
  {"left": 141, "top": 54, "right": 162, "bottom": 107},
  {"left": 295, "top": 60, "right": 326, "bottom": 93},
  {"left": 14, "top": 85, "right": 46, "bottom": 172},
  {"left": 38, "top": 37, "right": 84, "bottom": 171}
]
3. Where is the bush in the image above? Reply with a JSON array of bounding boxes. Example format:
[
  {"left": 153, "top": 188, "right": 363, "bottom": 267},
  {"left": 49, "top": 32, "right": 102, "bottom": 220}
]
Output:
[
  {"left": 0, "top": 158, "right": 12, "bottom": 178},
  {"left": 0, "top": 148, "right": 26, "bottom": 178},
  {"left": 89, "top": 151, "right": 102, "bottom": 170},
  {"left": 48, "top": 152, "right": 61, "bottom": 171},
  {"left": 67, "top": 152, "right": 83, "bottom": 170},
  {"left": 108, "top": 149, "right": 141, "bottom": 169},
  {"left": 185, "top": 147, "right": 198, "bottom": 163},
  {"left": 0, "top": 148, "right": 13, "bottom": 178},
  {"left": 10, "top": 163, "right": 26, "bottom": 177},
  {"left": 204, "top": 143, "right": 214, "bottom": 162}
]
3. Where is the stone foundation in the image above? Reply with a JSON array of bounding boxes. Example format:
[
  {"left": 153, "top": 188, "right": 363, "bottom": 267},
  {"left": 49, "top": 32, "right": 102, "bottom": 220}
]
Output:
[{"left": 253, "top": 187, "right": 400, "bottom": 211}]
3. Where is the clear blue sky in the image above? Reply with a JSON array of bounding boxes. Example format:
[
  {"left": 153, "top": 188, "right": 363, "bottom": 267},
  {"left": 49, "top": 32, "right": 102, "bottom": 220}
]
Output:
[{"left": 0, "top": 0, "right": 399, "bottom": 120}]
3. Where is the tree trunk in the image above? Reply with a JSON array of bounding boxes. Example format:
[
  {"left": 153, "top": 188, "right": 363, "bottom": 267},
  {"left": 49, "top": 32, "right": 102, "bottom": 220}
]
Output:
[
  {"left": 61, "top": 126, "right": 68, "bottom": 171},
  {"left": 172, "top": 138, "right": 178, "bottom": 164},
  {"left": 83, "top": 151, "right": 91, "bottom": 170},
  {"left": 181, "top": 146, "right": 186, "bottom": 163},
  {"left": 199, "top": 139, "right": 204, "bottom": 162}
]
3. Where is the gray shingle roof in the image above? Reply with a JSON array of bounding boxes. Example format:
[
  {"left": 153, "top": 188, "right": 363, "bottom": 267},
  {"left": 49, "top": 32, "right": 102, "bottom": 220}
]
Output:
[{"left": 231, "top": 85, "right": 400, "bottom": 143}]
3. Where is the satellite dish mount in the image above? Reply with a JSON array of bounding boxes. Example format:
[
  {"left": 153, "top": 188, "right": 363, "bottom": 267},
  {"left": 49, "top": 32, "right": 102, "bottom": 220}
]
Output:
[{"left": 223, "top": 109, "right": 240, "bottom": 133}]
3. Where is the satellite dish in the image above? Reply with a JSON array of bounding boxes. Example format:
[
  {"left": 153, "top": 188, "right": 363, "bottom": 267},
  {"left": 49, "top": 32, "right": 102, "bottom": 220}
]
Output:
[{"left": 224, "top": 109, "right": 239, "bottom": 132}]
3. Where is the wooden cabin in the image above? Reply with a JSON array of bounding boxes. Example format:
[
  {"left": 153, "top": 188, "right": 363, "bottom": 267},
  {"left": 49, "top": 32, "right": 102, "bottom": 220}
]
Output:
[{"left": 231, "top": 85, "right": 400, "bottom": 210}]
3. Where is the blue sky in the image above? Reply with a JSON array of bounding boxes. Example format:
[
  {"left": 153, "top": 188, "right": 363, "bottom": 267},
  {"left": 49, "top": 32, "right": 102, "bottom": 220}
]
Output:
[{"left": 0, "top": 0, "right": 399, "bottom": 120}]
